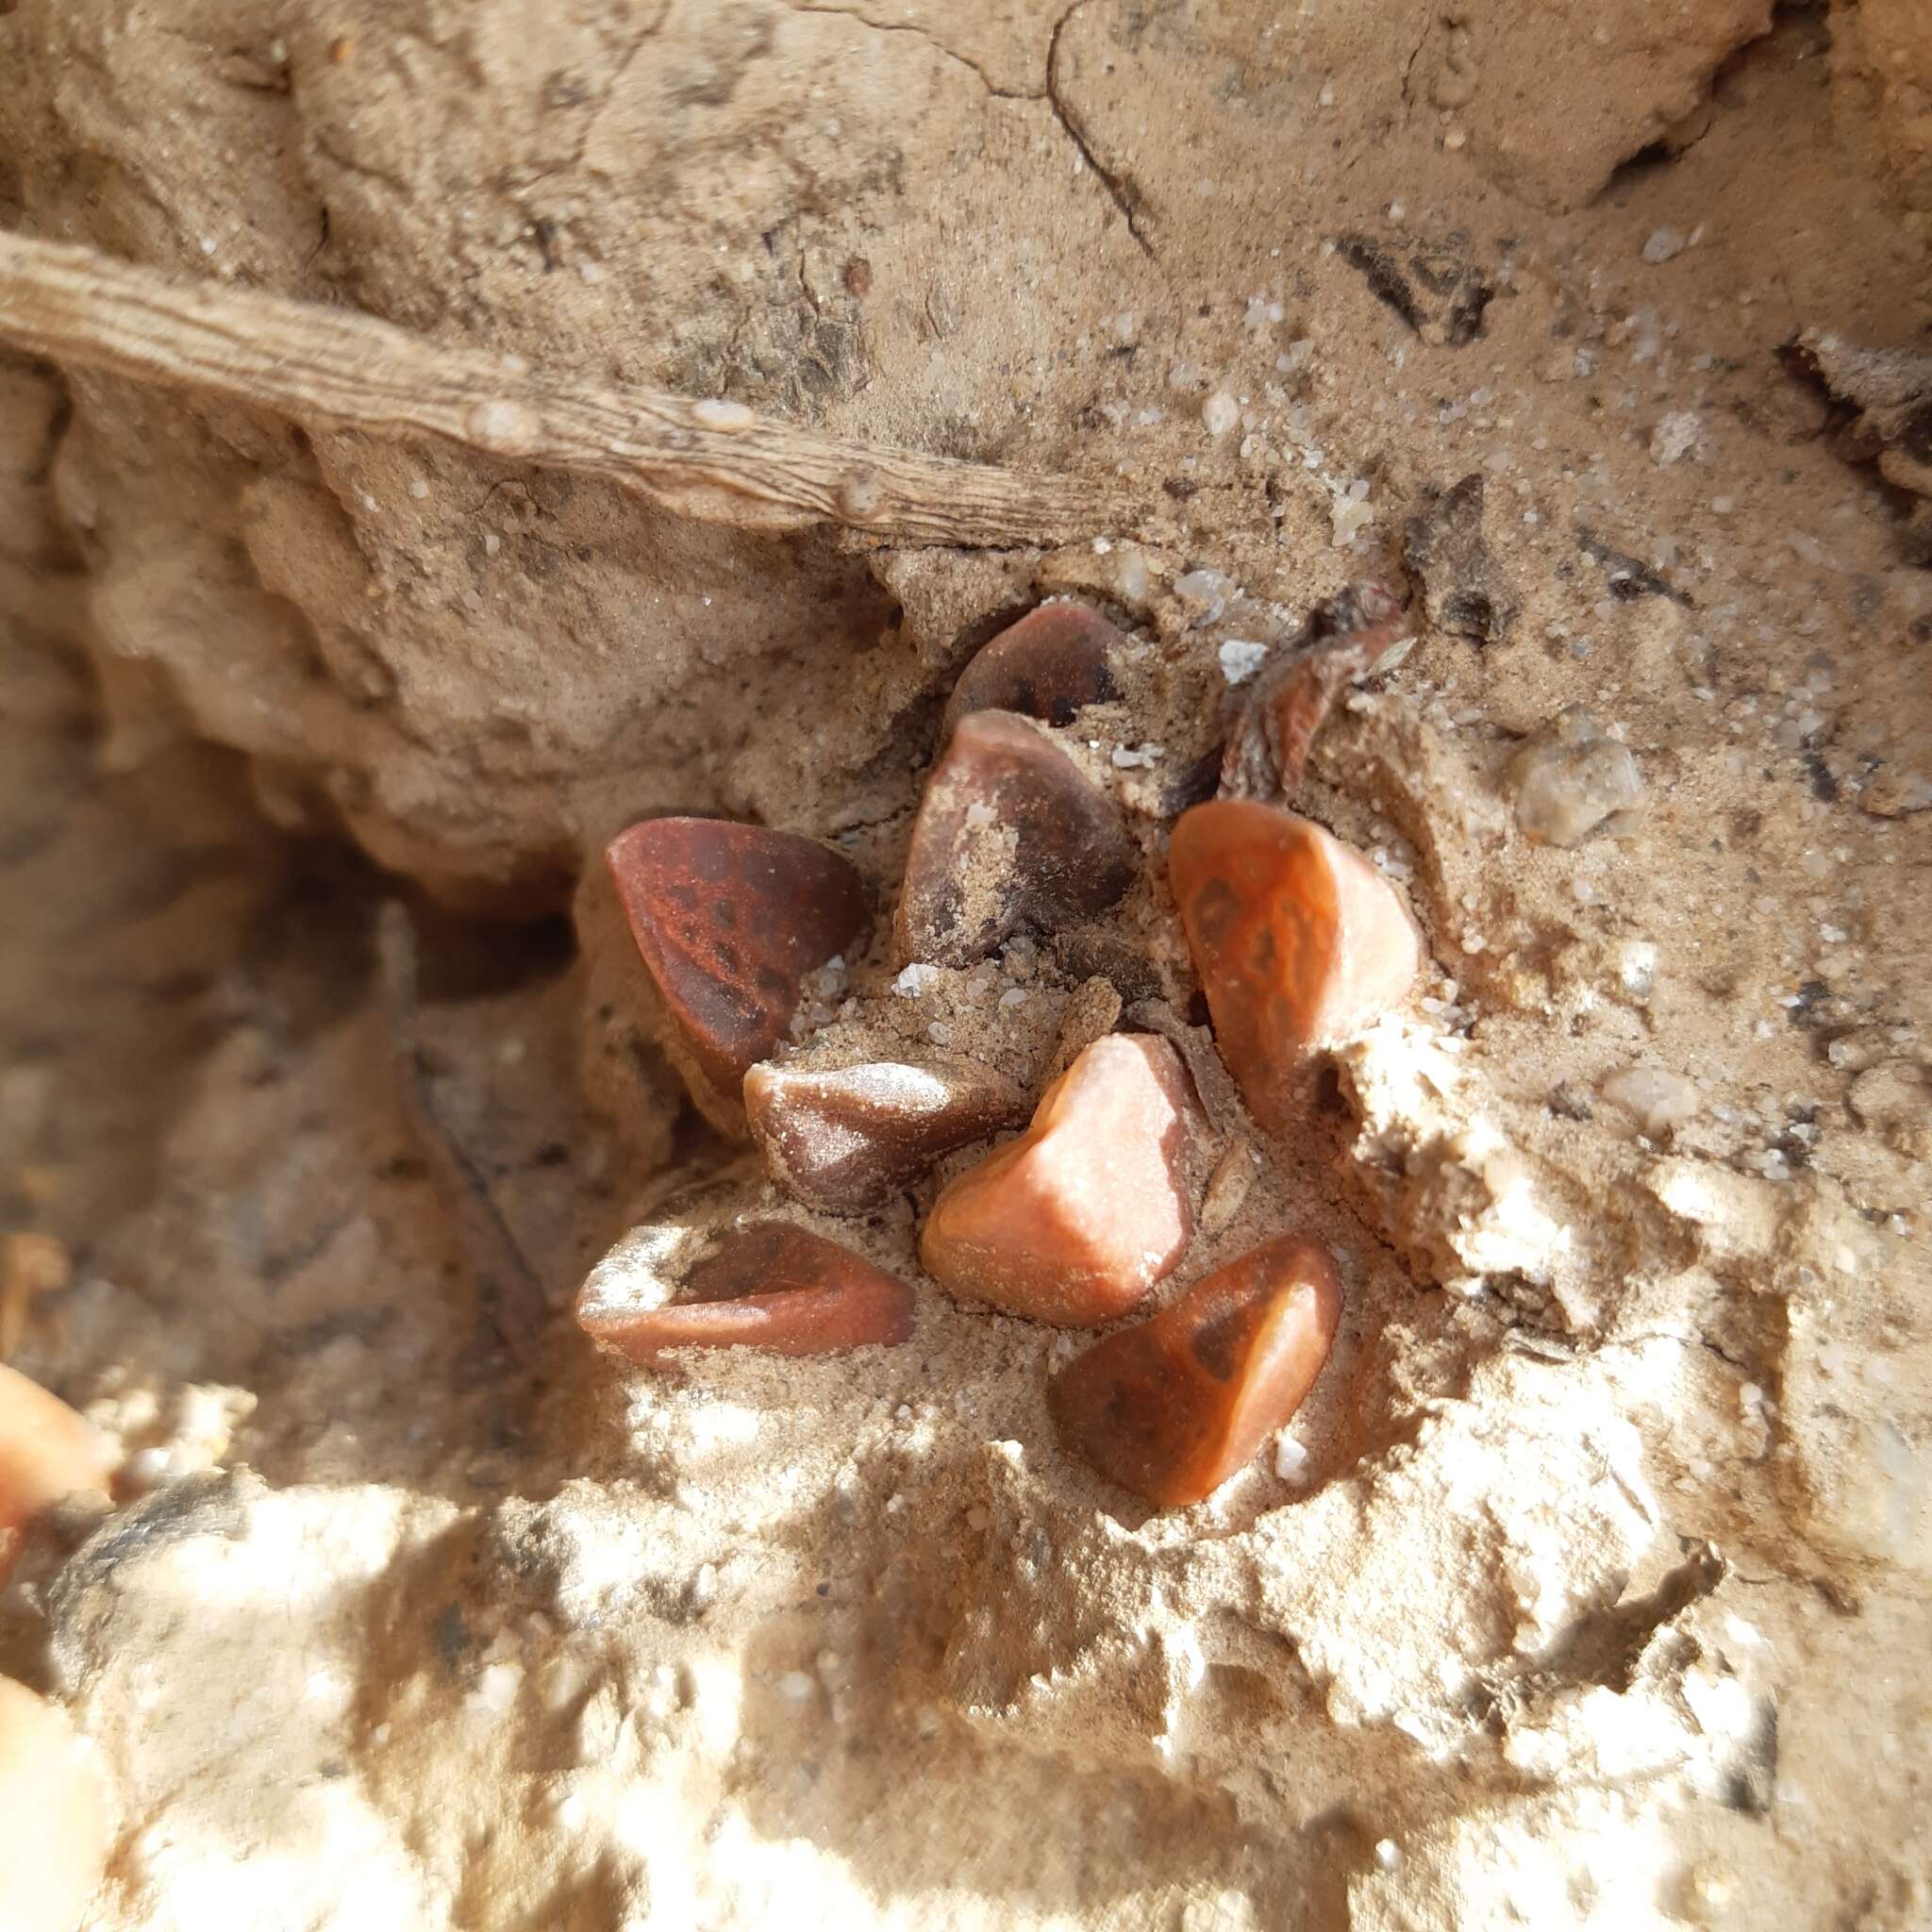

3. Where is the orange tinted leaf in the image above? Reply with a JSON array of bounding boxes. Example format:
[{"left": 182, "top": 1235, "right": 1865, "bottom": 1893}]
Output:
[
  {"left": 1049, "top": 1233, "right": 1341, "bottom": 1506},
  {"left": 577, "top": 1222, "right": 913, "bottom": 1365},
  {"left": 919, "top": 1034, "right": 1204, "bottom": 1325},
  {"left": 1169, "top": 800, "right": 1419, "bottom": 1129}
]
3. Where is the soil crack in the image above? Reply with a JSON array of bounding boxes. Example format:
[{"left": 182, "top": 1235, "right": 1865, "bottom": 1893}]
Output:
[
  {"left": 776, "top": 2, "right": 1039, "bottom": 99},
  {"left": 1045, "top": 2, "right": 1157, "bottom": 259},
  {"left": 776, "top": 2, "right": 1156, "bottom": 259}
]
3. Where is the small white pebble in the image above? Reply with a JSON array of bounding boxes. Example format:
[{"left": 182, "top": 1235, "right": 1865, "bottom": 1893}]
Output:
[
  {"left": 1331, "top": 496, "right": 1375, "bottom": 546},
  {"left": 304, "top": 1667, "right": 352, "bottom": 1716},
  {"left": 1219, "top": 638, "right": 1268, "bottom": 685},
  {"left": 1202, "top": 390, "right": 1241, "bottom": 437},
  {"left": 893, "top": 963, "right": 941, "bottom": 998},
  {"left": 1651, "top": 411, "right": 1703, "bottom": 466},
  {"left": 408, "top": 476, "right": 430, "bottom": 501},
  {"left": 926, "top": 1022, "right": 953, "bottom": 1046},
  {"left": 1618, "top": 941, "right": 1658, "bottom": 1002},
  {"left": 692, "top": 397, "right": 756, "bottom": 432},
  {"left": 466, "top": 1662, "right": 522, "bottom": 1718},
  {"left": 1603, "top": 1065, "right": 1702, "bottom": 1136},
  {"left": 1274, "top": 1432, "right": 1309, "bottom": 1483},
  {"left": 1375, "top": 1839, "right": 1401, "bottom": 1872},
  {"left": 775, "top": 1671, "right": 817, "bottom": 1703}
]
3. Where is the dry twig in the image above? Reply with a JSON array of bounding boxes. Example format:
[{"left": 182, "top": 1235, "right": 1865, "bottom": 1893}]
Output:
[
  {"left": 1219, "top": 578, "right": 1412, "bottom": 802},
  {"left": 0, "top": 232, "right": 1136, "bottom": 547},
  {"left": 375, "top": 903, "right": 548, "bottom": 1357}
]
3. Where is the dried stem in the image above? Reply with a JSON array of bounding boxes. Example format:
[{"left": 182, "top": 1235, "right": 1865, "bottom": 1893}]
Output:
[
  {"left": 0, "top": 232, "right": 1137, "bottom": 547},
  {"left": 1219, "top": 579, "right": 1412, "bottom": 802},
  {"left": 375, "top": 903, "right": 548, "bottom": 1357}
]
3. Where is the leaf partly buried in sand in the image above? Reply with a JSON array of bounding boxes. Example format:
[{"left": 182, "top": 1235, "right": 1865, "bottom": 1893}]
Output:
[
  {"left": 576, "top": 1221, "right": 914, "bottom": 1364},
  {"left": 606, "top": 817, "right": 869, "bottom": 1131},
  {"left": 745, "top": 1056, "right": 1026, "bottom": 1210},
  {"left": 1168, "top": 799, "right": 1419, "bottom": 1130},
  {"left": 1049, "top": 1233, "right": 1342, "bottom": 1507},
  {"left": 940, "top": 602, "right": 1123, "bottom": 743},
  {"left": 896, "top": 711, "right": 1135, "bottom": 969}
]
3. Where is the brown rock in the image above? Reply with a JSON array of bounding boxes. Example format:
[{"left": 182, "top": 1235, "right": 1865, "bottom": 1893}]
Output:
[
  {"left": 940, "top": 601, "right": 1123, "bottom": 743},
  {"left": 919, "top": 1033, "right": 1204, "bottom": 1325},
  {"left": 1336, "top": 233, "right": 1492, "bottom": 346},
  {"left": 1403, "top": 474, "right": 1518, "bottom": 649},
  {"left": 896, "top": 711, "right": 1135, "bottom": 968},
  {"left": 745, "top": 1058, "right": 1025, "bottom": 1210},
  {"left": 576, "top": 1222, "right": 914, "bottom": 1365},
  {"left": 1049, "top": 1234, "right": 1342, "bottom": 1507},
  {"left": 1168, "top": 800, "right": 1420, "bottom": 1129},
  {"left": 606, "top": 817, "right": 869, "bottom": 1133},
  {"left": 0, "top": 1363, "right": 116, "bottom": 1583},
  {"left": 0, "top": 1679, "right": 110, "bottom": 1932}
]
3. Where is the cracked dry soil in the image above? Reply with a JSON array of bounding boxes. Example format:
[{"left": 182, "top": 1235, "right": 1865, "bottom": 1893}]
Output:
[{"left": 2, "top": 1, "right": 1930, "bottom": 1928}]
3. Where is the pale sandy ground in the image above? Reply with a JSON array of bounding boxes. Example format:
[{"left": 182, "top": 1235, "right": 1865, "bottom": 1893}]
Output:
[{"left": 2, "top": 3, "right": 1929, "bottom": 1927}]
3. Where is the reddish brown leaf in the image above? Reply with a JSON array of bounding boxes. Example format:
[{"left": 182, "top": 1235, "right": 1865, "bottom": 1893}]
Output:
[
  {"left": 1049, "top": 1234, "right": 1341, "bottom": 1507},
  {"left": 1218, "top": 578, "right": 1409, "bottom": 803},
  {"left": 745, "top": 1057, "right": 1026, "bottom": 1210},
  {"left": 896, "top": 711, "right": 1134, "bottom": 969},
  {"left": 941, "top": 602, "right": 1123, "bottom": 743},
  {"left": 577, "top": 1222, "right": 914, "bottom": 1365},
  {"left": 606, "top": 817, "right": 868, "bottom": 1131}
]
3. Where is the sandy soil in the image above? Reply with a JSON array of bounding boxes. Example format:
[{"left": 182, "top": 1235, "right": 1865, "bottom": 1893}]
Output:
[{"left": 2, "top": 2, "right": 1929, "bottom": 1927}]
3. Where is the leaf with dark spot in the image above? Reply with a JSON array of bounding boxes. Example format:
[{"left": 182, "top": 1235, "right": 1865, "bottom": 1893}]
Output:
[
  {"left": 940, "top": 603, "right": 1123, "bottom": 743},
  {"left": 606, "top": 819, "right": 869, "bottom": 1135}
]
